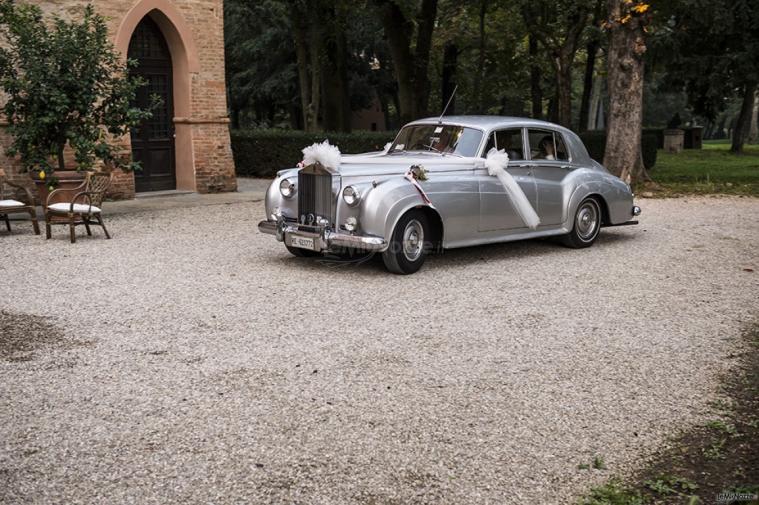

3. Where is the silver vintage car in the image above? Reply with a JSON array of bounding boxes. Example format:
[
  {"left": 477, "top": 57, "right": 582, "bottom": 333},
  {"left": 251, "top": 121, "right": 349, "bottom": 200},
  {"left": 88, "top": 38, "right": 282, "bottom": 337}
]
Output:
[{"left": 258, "top": 116, "right": 641, "bottom": 274}]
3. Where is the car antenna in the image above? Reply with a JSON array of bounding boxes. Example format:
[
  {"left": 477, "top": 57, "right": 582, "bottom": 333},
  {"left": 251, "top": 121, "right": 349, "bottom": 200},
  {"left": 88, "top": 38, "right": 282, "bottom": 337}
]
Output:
[{"left": 438, "top": 85, "right": 458, "bottom": 124}]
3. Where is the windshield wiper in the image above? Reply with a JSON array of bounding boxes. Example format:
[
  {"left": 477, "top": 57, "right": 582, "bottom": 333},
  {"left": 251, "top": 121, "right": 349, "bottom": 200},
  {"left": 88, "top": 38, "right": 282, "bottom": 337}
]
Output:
[{"left": 422, "top": 144, "right": 463, "bottom": 157}]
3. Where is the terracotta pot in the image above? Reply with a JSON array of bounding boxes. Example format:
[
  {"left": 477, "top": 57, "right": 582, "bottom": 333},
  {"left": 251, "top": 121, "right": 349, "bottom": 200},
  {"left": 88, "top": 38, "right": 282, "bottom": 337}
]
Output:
[{"left": 31, "top": 170, "right": 88, "bottom": 207}]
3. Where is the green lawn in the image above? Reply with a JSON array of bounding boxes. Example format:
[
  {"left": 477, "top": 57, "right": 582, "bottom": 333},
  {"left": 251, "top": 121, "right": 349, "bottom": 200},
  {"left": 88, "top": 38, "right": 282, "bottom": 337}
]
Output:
[{"left": 649, "top": 140, "right": 759, "bottom": 196}]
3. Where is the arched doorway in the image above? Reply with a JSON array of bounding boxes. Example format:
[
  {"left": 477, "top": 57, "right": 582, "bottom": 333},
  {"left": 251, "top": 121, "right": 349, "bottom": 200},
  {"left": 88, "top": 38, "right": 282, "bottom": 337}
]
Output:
[{"left": 128, "top": 16, "right": 176, "bottom": 192}]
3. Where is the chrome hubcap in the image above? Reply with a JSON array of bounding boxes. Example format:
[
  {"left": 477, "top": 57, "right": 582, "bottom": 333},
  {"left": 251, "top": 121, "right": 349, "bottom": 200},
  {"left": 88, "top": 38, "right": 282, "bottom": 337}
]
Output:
[
  {"left": 402, "top": 219, "right": 424, "bottom": 261},
  {"left": 576, "top": 202, "right": 599, "bottom": 240}
]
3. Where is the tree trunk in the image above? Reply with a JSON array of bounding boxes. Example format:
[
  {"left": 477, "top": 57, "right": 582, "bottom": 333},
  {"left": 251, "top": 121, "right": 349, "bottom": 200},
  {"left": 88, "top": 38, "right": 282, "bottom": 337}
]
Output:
[
  {"left": 57, "top": 143, "right": 66, "bottom": 172},
  {"left": 292, "top": 7, "right": 311, "bottom": 131},
  {"left": 473, "top": 0, "right": 487, "bottom": 113},
  {"left": 731, "top": 82, "right": 757, "bottom": 153},
  {"left": 411, "top": 0, "right": 438, "bottom": 119},
  {"left": 588, "top": 73, "right": 603, "bottom": 130},
  {"left": 748, "top": 90, "right": 759, "bottom": 143},
  {"left": 579, "top": 39, "right": 599, "bottom": 132},
  {"left": 529, "top": 35, "right": 542, "bottom": 119},
  {"left": 321, "top": 5, "right": 351, "bottom": 132},
  {"left": 554, "top": 55, "right": 573, "bottom": 128},
  {"left": 307, "top": 16, "right": 322, "bottom": 132},
  {"left": 441, "top": 42, "right": 458, "bottom": 114},
  {"left": 603, "top": 0, "right": 649, "bottom": 184},
  {"left": 377, "top": 1, "right": 415, "bottom": 124}
]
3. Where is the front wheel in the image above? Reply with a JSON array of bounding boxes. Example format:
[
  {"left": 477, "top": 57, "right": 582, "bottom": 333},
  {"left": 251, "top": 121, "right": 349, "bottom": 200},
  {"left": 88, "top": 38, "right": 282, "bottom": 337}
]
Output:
[
  {"left": 382, "top": 210, "right": 429, "bottom": 275},
  {"left": 561, "top": 197, "right": 601, "bottom": 248}
]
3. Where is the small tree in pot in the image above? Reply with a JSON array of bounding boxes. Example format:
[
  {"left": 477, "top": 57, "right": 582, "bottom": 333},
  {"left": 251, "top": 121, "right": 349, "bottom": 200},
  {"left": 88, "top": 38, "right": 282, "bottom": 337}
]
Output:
[{"left": 0, "top": 1, "right": 152, "bottom": 195}]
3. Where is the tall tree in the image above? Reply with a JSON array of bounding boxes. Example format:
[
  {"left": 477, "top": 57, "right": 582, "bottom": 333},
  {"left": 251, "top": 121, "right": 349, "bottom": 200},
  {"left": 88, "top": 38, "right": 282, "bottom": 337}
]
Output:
[
  {"left": 291, "top": 0, "right": 323, "bottom": 132},
  {"left": 603, "top": 1, "right": 652, "bottom": 184},
  {"left": 658, "top": 0, "right": 759, "bottom": 153},
  {"left": 578, "top": 0, "right": 605, "bottom": 132},
  {"left": 521, "top": 0, "right": 592, "bottom": 128},
  {"left": 473, "top": 0, "right": 488, "bottom": 113},
  {"left": 224, "top": 0, "right": 297, "bottom": 129},
  {"left": 321, "top": 3, "right": 352, "bottom": 132},
  {"left": 441, "top": 41, "right": 458, "bottom": 113},
  {"left": 528, "top": 34, "right": 542, "bottom": 119},
  {"left": 374, "top": 0, "right": 439, "bottom": 124}
]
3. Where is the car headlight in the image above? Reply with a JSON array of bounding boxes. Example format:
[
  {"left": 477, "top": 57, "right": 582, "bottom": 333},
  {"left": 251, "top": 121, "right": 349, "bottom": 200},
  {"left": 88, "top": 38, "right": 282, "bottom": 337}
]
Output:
[
  {"left": 279, "top": 178, "right": 295, "bottom": 198},
  {"left": 342, "top": 186, "right": 361, "bottom": 206}
]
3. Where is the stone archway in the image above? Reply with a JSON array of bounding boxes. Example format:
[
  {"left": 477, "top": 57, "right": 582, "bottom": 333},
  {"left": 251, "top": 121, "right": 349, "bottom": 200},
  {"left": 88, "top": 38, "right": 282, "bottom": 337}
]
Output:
[{"left": 115, "top": 0, "right": 200, "bottom": 192}]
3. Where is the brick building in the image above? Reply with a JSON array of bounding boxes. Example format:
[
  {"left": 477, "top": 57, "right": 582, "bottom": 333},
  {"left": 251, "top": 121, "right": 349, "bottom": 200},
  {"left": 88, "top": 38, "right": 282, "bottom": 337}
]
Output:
[{"left": 0, "top": 0, "right": 236, "bottom": 198}]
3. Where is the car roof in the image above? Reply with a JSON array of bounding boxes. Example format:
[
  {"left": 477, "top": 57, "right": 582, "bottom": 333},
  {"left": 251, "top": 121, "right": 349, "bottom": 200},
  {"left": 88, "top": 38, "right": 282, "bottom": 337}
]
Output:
[{"left": 406, "top": 115, "right": 568, "bottom": 132}]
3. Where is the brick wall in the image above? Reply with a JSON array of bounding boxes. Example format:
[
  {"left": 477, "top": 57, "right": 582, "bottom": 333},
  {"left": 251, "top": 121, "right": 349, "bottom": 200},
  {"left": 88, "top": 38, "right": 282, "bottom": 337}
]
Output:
[{"left": 0, "top": 0, "right": 236, "bottom": 200}]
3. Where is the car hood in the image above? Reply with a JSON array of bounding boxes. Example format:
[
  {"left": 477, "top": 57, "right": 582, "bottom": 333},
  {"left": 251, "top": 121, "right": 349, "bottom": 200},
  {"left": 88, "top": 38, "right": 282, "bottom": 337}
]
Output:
[{"left": 336, "top": 152, "right": 479, "bottom": 176}]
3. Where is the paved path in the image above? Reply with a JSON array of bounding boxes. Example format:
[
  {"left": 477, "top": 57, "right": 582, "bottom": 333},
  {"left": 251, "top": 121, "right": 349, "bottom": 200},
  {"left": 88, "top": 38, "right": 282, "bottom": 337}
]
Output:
[{"left": 1, "top": 194, "right": 757, "bottom": 504}]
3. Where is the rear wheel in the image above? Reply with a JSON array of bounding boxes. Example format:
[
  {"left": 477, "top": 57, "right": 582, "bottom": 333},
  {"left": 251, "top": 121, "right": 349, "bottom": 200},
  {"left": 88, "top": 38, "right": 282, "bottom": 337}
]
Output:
[
  {"left": 382, "top": 210, "right": 429, "bottom": 275},
  {"left": 561, "top": 197, "right": 601, "bottom": 248}
]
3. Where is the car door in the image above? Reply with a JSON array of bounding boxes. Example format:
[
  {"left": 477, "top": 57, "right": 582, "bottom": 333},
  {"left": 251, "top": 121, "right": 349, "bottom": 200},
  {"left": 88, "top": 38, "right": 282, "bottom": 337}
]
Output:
[
  {"left": 527, "top": 128, "right": 573, "bottom": 226},
  {"left": 478, "top": 127, "right": 538, "bottom": 232}
]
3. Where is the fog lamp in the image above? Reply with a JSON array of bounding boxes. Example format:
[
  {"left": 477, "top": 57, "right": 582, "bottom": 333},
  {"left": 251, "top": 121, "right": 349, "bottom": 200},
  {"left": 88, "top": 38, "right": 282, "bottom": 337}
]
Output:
[{"left": 344, "top": 216, "right": 358, "bottom": 232}]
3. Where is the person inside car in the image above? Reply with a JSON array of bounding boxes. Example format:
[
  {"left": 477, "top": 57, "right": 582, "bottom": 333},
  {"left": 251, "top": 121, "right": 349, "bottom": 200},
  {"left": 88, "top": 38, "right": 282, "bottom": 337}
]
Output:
[{"left": 538, "top": 135, "right": 555, "bottom": 160}]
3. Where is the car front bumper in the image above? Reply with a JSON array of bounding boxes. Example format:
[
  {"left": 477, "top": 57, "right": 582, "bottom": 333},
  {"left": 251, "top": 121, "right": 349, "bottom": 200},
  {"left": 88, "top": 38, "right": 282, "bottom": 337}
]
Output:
[{"left": 257, "top": 219, "right": 387, "bottom": 252}]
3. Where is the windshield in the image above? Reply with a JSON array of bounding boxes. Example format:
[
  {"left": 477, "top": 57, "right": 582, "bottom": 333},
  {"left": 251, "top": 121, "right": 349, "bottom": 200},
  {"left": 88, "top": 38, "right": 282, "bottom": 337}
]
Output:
[{"left": 389, "top": 124, "right": 483, "bottom": 157}]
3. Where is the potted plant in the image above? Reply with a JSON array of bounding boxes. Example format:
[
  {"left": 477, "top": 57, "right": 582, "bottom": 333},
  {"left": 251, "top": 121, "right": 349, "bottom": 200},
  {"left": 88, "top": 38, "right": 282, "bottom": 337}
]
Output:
[{"left": 0, "top": 1, "right": 153, "bottom": 204}]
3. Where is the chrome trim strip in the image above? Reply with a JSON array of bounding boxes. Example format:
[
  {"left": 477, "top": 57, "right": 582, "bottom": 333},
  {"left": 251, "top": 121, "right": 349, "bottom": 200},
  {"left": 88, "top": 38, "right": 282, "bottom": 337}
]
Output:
[{"left": 257, "top": 220, "right": 387, "bottom": 252}]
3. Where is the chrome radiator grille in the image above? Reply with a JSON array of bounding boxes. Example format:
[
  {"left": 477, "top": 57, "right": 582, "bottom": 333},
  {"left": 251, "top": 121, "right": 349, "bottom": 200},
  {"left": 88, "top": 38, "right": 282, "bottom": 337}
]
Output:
[{"left": 298, "top": 171, "right": 334, "bottom": 225}]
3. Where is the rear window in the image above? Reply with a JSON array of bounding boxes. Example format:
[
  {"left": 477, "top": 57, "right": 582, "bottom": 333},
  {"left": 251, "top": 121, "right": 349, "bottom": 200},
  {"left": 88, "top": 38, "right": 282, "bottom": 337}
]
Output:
[{"left": 528, "top": 129, "right": 569, "bottom": 162}]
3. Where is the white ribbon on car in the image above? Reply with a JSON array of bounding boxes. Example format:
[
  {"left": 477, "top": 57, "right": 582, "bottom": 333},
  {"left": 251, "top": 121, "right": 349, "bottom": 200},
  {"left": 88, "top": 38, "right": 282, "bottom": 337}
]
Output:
[
  {"left": 404, "top": 168, "right": 432, "bottom": 205},
  {"left": 485, "top": 148, "right": 540, "bottom": 229},
  {"left": 300, "top": 140, "right": 342, "bottom": 169}
]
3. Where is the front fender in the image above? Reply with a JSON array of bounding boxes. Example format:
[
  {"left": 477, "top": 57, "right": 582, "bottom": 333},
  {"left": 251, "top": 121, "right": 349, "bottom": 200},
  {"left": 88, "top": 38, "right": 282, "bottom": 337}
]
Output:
[
  {"left": 264, "top": 168, "right": 299, "bottom": 220},
  {"left": 358, "top": 177, "right": 435, "bottom": 242}
]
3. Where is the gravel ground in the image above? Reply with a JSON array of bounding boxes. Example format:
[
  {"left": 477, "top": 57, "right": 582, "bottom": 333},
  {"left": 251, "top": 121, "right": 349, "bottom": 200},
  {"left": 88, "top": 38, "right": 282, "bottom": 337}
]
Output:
[{"left": 0, "top": 195, "right": 757, "bottom": 504}]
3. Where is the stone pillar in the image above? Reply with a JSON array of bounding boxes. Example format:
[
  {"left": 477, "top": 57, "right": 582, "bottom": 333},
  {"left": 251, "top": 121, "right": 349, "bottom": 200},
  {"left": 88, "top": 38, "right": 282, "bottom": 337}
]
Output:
[{"left": 663, "top": 129, "right": 684, "bottom": 153}]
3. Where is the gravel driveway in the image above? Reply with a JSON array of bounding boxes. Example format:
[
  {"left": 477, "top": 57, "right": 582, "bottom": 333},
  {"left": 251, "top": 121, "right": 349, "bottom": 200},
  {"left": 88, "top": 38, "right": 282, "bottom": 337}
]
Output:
[{"left": 1, "top": 195, "right": 757, "bottom": 504}]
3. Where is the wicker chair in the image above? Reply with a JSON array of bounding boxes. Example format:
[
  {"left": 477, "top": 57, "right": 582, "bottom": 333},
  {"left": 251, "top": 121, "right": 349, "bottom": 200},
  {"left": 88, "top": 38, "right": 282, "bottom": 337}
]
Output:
[
  {"left": 0, "top": 168, "right": 41, "bottom": 235},
  {"left": 45, "top": 172, "right": 112, "bottom": 243}
]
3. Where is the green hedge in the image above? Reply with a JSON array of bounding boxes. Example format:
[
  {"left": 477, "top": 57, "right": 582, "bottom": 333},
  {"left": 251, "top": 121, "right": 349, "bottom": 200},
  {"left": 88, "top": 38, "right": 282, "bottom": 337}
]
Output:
[
  {"left": 231, "top": 129, "right": 395, "bottom": 177},
  {"left": 231, "top": 128, "right": 658, "bottom": 177},
  {"left": 579, "top": 130, "right": 658, "bottom": 170}
]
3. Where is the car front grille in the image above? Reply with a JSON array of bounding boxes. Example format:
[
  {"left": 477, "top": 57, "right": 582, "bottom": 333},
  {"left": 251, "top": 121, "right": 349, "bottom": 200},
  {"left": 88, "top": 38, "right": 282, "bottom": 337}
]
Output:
[{"left": 298, "top": 169, "right": 335, "bottom": 226}]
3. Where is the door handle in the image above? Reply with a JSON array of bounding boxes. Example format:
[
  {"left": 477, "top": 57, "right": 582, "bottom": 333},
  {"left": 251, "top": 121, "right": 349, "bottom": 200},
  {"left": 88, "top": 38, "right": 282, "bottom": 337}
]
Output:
[{"left": 560, "top": 165, "right": 572, "bottom": 170}]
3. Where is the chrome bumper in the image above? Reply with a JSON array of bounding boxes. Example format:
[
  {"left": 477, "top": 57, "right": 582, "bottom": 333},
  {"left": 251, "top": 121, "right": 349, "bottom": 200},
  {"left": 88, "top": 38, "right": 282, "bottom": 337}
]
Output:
[{"left": 257, "top": 219, "right": 387, "bottom": 252}]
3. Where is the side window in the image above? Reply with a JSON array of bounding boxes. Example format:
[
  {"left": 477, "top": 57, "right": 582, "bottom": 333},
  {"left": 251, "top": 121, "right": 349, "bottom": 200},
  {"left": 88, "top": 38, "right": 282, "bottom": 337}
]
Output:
[
  {"left": 483, "top": 128, "right": 524, "bottom": 160},
  {"left": 528, "top": 129, "right": 568, "bottom": 162},
  {"left": 554, "top": 133, "right": 569, "bottom": 161}
]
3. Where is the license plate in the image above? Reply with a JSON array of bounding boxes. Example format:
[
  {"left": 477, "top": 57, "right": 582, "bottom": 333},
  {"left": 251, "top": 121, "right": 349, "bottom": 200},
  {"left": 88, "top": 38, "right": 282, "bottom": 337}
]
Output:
[{"left": 290, "top": 235, "right": 315, "bottom": 250}]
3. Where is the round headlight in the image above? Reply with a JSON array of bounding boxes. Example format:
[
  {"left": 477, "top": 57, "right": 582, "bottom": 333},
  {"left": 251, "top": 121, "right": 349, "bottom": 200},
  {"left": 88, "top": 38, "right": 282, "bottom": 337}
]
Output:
[
  {"left": 279, "top": 178, "right": 295, "bottom": 198},
  {"left": 342, "top": 186, "right": 361, "bottom": 206}
]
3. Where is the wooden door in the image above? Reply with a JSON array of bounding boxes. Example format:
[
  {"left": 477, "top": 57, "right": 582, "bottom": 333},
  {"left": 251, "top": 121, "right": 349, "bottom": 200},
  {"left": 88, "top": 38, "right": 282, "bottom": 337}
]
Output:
[{"left": 128, "top": 16, "right": 176, "bottom": 192}]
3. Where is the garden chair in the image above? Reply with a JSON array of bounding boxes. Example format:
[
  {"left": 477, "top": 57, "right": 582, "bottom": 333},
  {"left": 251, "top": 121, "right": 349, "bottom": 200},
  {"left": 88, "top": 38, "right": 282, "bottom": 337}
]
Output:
[
  {"left": 0, "top": 168, "right": 41, "bottom": 235},
  {"left": 45, "top": 172, "right": 111, "bottom": 243}
]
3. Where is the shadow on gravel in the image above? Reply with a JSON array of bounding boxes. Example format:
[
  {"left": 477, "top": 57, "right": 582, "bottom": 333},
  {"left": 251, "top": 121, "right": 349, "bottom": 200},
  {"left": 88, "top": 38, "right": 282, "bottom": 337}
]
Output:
[
  {"left": 0, "top": 310, "right": 67, "bottom": 362},
  {"left": 579, "top": 322, "right": 759, "bottom": 505},
  {"left": 275, "top": 230, "right": 637, "bottom": 276}
]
